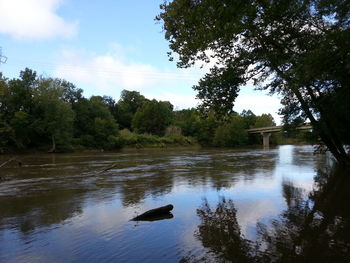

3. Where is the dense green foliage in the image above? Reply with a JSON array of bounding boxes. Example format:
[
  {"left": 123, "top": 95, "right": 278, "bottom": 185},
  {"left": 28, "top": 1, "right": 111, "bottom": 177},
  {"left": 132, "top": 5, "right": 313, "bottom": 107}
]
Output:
[
  {"left": 0, "top": 69, "right": 121, "bottom": 151},
  {"left": 132, "top": 99, "right": 173, "bottom": 136},
  {"left": 158, "top": 0, "right": 350, "bottom": 164},
  {"left": 0, "top": 70, "right": 76, "bottom": 151},
  {"left": 252, "top": 113, "right": 275, "bottom": 128},
  {"left": 119, "top": 129, "right": 194, "bottom": 148},
  {"left": 73, "top": 96, "right": 119, "bottom": 149},
  {"left": 213, "top": 115, "right": 248, "bottom": 147},
  {"left": 115, "top": 90, "right": 147, "bottom": 130},
  {"left": 0, "top": 68, "right": 309, "bottom": 152}
]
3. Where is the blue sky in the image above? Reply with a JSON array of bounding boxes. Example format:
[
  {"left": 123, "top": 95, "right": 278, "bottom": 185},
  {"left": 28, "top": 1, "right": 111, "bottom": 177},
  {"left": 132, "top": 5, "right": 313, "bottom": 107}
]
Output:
[{"left": 0, "top": 0, "right": 281, "bottom": 123}]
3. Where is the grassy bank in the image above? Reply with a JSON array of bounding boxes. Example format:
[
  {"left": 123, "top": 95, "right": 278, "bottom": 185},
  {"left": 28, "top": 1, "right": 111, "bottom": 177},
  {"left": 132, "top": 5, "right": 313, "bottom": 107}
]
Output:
[{"left": 117, "top": 129, "right": 197, "bottom": 149}]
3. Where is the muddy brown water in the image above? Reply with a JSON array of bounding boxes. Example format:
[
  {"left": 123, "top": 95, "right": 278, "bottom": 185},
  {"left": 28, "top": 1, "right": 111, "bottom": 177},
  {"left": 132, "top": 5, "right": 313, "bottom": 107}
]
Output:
[{"left": 0, "top": 146, "right": 346, "bottom": 263}]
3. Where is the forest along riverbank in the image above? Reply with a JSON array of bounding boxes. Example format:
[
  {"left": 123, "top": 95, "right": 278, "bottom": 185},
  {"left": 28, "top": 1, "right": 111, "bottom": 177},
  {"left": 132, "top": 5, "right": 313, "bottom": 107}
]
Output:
[{"left": 0, "top": 70, "right": 312, "bottom": 154}]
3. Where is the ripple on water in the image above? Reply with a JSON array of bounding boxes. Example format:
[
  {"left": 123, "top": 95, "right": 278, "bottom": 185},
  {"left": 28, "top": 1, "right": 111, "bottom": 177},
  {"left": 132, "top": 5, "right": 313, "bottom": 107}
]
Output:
[{"left": 0, "top": 146, "right": 332, "bottom": 263}]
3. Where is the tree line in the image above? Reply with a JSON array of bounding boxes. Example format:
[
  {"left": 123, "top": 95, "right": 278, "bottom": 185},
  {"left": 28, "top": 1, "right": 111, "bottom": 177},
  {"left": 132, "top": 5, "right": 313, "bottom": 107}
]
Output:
[{"left": 0, "top": 68, "right": 292, "bottom": 152}]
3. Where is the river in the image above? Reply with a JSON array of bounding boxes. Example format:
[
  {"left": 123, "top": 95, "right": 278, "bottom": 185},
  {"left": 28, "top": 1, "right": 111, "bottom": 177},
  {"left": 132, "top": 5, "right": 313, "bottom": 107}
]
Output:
[{"left": 0, "top": 145, "right": 349, "bottom": 262}]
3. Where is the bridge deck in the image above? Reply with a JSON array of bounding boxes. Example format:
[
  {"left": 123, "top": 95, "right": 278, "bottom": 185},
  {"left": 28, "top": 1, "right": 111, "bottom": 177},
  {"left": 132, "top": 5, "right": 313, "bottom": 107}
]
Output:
[{"left": 247, "top": 125, "right": 312, "bottom": 134}]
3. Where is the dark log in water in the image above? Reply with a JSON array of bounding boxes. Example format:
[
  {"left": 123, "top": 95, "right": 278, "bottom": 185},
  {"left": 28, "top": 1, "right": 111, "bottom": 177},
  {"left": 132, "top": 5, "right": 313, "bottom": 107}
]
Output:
[
  {"left": 134, "top": 213, "right": 174, "bottom": 222},
  {"left": 132, "top": 204, "right": 174, "bottom": 221},
  {"left": 0, "top": 157, "right": 22, "bottom": 168},
  {"left": 0, "top": 157, "right": 16, "bottom": 168}
]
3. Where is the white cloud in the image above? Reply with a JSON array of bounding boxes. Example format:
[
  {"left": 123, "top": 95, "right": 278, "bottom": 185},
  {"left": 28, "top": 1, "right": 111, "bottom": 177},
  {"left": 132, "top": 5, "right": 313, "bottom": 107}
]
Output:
[
  {"left": 52, "top": 46, "right": 282, "bottom": 118},
  {"left": 236, "top": 199, "right": 279, "bottom": 238},
  {"left": 235, "top": 86, "right": 282, "bottom": 124},
  {"left": 144, "top": 92, "right": 200, "bottom": 110},
  {"left": 53, "top": 47, "right": 204, "bottom": 103},
  {"left": 0, "top": 0, "right": 77, "bottom": 39}
]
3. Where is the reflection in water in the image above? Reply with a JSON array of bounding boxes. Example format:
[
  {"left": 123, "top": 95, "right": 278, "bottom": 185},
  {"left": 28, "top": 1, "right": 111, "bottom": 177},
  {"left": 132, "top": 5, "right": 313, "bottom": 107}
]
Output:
[
  {"left": 190, "top": 165, "right": 350, "bottom": 263},
  {"left": 133, "top": 213, "right": 174, "bottom": 222},
  {"left": 193, "top": 198, "right": 255, "bottom": 262},
  {"left": 0, "top": 146, "right": 342, "bottom": 263}
]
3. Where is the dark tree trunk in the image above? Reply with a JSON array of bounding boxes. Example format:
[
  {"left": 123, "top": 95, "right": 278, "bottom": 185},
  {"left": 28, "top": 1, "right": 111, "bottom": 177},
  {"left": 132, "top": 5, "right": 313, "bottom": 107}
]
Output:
[{"left": 293, "top": 88, "right": 349, "bottom": 165}]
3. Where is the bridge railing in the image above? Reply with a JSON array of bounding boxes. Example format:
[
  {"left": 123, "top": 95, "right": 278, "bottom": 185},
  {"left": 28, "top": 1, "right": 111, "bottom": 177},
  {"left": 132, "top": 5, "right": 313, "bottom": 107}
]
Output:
[{"left": 247, "top": 124, "right": 312, "bottom": 134}]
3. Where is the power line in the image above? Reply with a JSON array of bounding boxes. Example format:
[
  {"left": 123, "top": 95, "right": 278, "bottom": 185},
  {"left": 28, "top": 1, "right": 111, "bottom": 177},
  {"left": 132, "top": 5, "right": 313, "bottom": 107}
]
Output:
[{"left": 8, "top": 58, "right": 204, "bottom": 81}]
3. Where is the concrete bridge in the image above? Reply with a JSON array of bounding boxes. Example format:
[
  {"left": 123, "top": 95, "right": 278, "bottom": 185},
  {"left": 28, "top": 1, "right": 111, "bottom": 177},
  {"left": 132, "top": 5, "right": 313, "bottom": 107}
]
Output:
[{"left": 247, "top": 125, "right": 312, "bottom": 148}]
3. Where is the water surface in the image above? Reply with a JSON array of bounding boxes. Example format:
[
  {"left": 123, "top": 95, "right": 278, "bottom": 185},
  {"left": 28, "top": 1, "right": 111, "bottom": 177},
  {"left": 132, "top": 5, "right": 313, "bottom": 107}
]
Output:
[{"left": 0, "top": 146, "right": 347, "bottom": 262}]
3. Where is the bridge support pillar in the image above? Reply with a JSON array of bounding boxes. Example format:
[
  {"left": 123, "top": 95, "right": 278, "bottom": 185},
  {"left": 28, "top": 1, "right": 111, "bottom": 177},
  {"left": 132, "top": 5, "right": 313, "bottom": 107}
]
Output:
[{"left": 261, "top": 132, "right": 271, "bottom": 148}]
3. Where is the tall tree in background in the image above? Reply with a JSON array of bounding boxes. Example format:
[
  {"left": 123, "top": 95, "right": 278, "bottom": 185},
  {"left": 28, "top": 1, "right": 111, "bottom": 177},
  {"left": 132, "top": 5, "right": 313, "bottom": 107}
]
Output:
[
  {"left": 6, "top": 68, "right": 36, "bottom": 117},
  {"left": 240, "top": 110, "right": 257, "bottom": 129},
  {"left": 253, "top": 114, "right": 276, "bottom": 128},
  {"left": 73, "top": 96, "right": 119, "bottom": 148},
  {"left": 116, "top": 90, "right": 147, "bottom": 130},
  {"left": 35, "top": 78, "right": 74, "bottom": 152},
  {"left": 0, "top": 73, "right": 12, "bottom": 149},
  {"left": 59, "top": 79, "right": 83, "bottom": 107},
  {"left": 158, "top": 0, "right": 350, "bottom": 164},
  {"left": 1, "top": 70, "right": 83, "bottom": 151},
  {"left": 0, "top": 69, "right": 37, "bottom": 149},
  {"left": 132, "top": 99, "right": 173, "bottom": 136},
  {"left": 214, "top": 115, "right": 248, "bottom": 147}
]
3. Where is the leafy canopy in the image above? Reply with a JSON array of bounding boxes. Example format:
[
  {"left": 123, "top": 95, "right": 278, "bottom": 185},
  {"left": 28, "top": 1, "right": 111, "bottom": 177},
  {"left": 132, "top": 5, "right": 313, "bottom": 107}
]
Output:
[
  {"left": 132, "top": 99, "right": 173, "bottom": 136},
  {"left": 158, "top": 0, "right": 350, "bottom": 163}
]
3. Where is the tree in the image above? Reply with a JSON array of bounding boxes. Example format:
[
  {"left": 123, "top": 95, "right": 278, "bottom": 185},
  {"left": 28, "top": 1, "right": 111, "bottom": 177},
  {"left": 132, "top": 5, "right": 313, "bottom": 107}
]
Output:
[
  {"left": 59, "top": 79, "right": 83, "bottom": 106},
  {"left": 102, "top": 95, "right": 117, "bottom": 118},
  {"left": 10, "top": 111, "right": 33, "bottom": 149},
  {"left": 35, "top": 78, "right": 74, "bottom": 151},
  {"left": 0, "top": 69, "right": 123, "bottom": 151},
  {"left": 253, "top": 113, "right": 276, "bottom": 128},
  {"left": 4, "top": 68, "right": 36, "bottom": 119},
  {"left": 0, "top": 73, "right": 9, "bottom": 116},
  {"left": 73, "top": 96, "right": 119, "bottom": 148},
  {"left": 240, "top": 110, "right": 257, "bottom": 129},
  {"left": 213, "top": 115, "right": 248, "bottom": 147},
  {"left": 194, "top": 111, "right": 218, "bottom": 145},
  {"left": 173, "top": 108, "right": 201, "bottom": 137},
  {"left": 158, "top": 0, "right": 350, "bottom": 164},
  {"left": 0, "top": 121, "right": 14, "bottom": 150},
  {"left": 0, "top": 74, "right": 13, "bottom": 150},
  {"left": 0, "top": 69, "right": 39, "bottom": 149},
  {"left": 132, "top": 99, "right": 173, "bottom": 136},
  {"left": 116, "top": 90, "right": 147, "bottom": 130}
]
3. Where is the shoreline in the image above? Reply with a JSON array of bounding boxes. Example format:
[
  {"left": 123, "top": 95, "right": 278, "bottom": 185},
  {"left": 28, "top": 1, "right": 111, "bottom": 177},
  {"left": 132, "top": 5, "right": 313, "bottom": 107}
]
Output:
[{"left": 0, "top": 143, "right": 314, "bottom": 156}]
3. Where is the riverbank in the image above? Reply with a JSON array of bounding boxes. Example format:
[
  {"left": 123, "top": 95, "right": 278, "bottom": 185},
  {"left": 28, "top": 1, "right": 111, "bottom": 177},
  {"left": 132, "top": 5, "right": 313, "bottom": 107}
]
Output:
[
  {"left": 0, "top": 141, "right": 312, "bottom": 155},
  {"left": 0, "top": 127, "right": 314, "bottom": 155},
  {"left": 0, "top": 133, "right": 199, "bottom": 154}
]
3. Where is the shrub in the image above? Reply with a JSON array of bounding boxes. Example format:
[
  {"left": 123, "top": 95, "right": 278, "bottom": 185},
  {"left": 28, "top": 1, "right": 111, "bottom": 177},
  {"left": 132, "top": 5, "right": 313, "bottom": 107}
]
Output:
[{"left": 119, "top": 129, "right": 195, "bottom": 147}]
